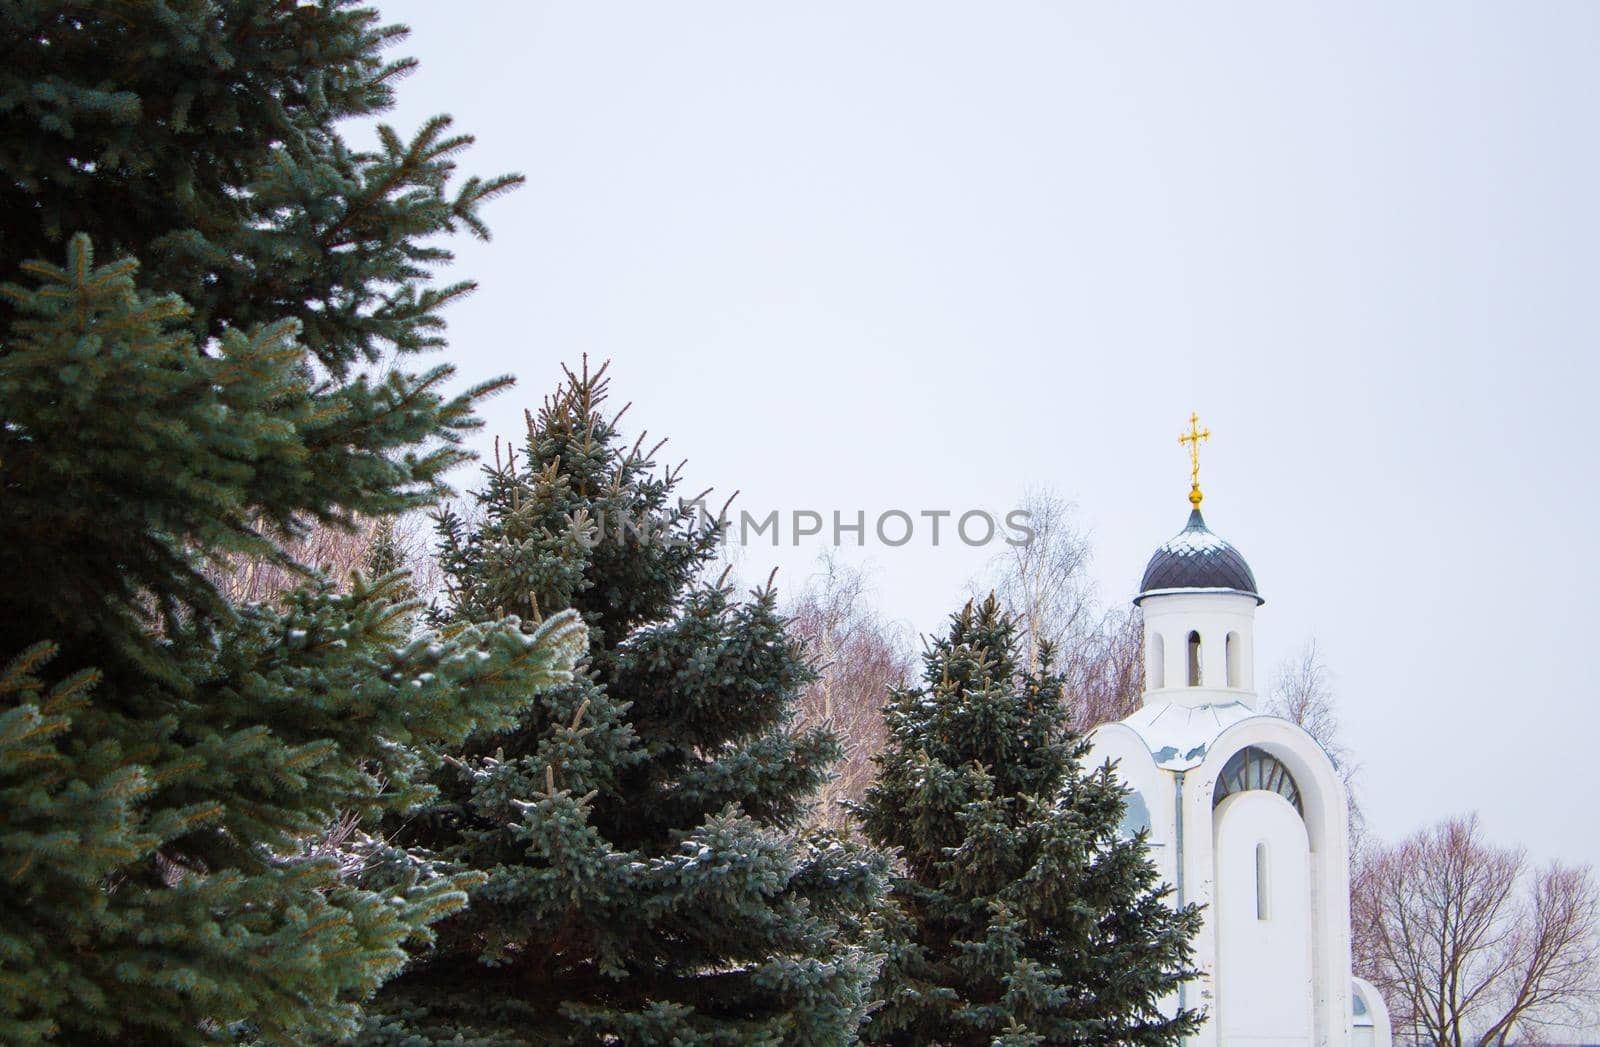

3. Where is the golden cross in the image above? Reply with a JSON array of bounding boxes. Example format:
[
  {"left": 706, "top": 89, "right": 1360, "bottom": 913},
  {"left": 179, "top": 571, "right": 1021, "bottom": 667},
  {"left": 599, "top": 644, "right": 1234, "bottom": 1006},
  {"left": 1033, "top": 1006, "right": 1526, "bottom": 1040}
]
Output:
[{"left": 1179, "top": 412, "right": 1210, "bottom": 509}]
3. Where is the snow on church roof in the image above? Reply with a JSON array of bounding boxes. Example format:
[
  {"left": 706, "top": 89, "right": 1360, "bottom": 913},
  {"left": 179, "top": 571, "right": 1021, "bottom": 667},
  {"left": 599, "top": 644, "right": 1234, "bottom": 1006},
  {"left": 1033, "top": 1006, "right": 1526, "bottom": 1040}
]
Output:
[{"left": 1120, "top": 700, "right": 1258, "bottom": 770}]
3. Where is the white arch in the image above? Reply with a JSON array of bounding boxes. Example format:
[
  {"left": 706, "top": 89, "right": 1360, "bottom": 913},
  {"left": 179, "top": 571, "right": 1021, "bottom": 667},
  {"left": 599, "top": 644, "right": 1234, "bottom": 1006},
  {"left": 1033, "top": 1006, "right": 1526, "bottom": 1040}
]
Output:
[
  {"left": 1183, "top": 717, "right": 1353, "bottom": 1047},
  {"left": 1351, "top": 976, "right": 1393, "bottom": 1047}
]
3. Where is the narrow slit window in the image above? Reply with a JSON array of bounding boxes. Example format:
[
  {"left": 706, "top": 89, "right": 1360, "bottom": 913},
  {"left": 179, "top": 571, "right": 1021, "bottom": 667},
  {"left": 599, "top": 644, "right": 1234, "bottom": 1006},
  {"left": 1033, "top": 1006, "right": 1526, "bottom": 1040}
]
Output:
[
  {"left": 1226, "top": 631, "right": 1241, "bottom": 688},
  {"left": 1255, "top": 842, "right": 1270, "bottom": 920},
  {"left": 1151, "top": 633, "right": 1166, "bottom": 689},
  {"left": 1187, "top": 631, "right": 1202, "bottom": 686}
]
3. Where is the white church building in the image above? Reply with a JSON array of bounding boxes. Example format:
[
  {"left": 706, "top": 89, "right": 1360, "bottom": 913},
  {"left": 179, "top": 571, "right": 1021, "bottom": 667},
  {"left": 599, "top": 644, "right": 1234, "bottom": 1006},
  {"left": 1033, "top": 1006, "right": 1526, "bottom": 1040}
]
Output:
[{"left": 1087, "top": 420, "right": 1392, "bottom": 1046}]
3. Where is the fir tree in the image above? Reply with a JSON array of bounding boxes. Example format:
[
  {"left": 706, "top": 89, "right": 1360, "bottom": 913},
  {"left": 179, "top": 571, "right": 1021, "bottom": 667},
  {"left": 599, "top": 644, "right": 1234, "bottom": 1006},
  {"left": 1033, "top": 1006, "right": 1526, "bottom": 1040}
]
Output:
[
  {"left": 857, "top": 596, "right": 1203, "bottom": 1046},
  {"left": 0, "top": 5, "right": 583, "bottom": 1042},
  {"left": 361, "top": 361, "right": 890, "bottom": 1046},
  {"left": 365, "top": 517, "right": 421, "bottom": 611},
  {"left": 366, "top": 519, "right": 411, "bottom": 580}
]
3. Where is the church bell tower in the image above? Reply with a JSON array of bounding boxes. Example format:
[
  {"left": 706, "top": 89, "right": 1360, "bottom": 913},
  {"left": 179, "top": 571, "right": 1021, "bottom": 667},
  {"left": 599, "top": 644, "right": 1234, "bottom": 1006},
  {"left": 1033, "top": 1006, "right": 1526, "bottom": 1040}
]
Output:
[{"left": 1136, "top": 416, "right": 1262, "bottom": 707}]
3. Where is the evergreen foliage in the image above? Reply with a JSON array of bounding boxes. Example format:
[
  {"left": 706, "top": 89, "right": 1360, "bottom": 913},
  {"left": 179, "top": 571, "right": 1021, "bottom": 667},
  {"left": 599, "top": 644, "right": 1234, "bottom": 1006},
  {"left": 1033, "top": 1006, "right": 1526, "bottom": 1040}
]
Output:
[
  {"left": 857, "top": 596, "right": 1204, "bottom": 1045},
  {"left": 366, "top": 519, "right": 411, "bottom": 580},
  {"left": 361, "top": 362, "right": 890, "bottom": 1046},
  {"left": 365, "top": 517, "right": 421, "bottom": 611},
  {"left": 0, "top": 4, "right": 583, "bottom": 1042},
  {"left": 1, "top": 0, "right": 519, "bottom": 374}
]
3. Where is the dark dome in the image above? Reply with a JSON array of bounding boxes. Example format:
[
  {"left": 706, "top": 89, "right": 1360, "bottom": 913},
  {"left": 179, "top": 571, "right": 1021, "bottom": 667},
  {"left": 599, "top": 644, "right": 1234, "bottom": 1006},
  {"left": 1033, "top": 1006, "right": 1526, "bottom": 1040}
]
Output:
[{"left": 1135, "top": 508, "right": 1262, "bottom": 604}]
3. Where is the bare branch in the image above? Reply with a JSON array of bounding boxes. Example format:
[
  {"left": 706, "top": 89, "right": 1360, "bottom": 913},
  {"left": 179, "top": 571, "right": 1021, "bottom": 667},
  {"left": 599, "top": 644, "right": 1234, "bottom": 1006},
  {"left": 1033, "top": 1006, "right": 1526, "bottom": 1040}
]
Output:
[
  {"left": 1354, "top": 814, "right": 1600, "bottom": 1045},
  {"left": 980, "top": 489, "right": 1142, "bottom": 730},
  {"left": 783, "top": 551, "right": 914, "bottom": 831},
  {"left": 1264, "top": 639, "right": 1366, "bottom": 851}
]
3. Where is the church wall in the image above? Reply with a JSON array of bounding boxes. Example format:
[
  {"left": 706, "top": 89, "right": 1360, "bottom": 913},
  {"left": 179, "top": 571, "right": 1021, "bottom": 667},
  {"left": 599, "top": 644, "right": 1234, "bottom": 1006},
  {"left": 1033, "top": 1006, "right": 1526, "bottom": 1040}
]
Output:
[
  {"left": 1086, "top": 725, "right": 1177, "bottom": 887},
  {"left": 1214, "top": 791, "right": 1316, "bottom": 1044}
]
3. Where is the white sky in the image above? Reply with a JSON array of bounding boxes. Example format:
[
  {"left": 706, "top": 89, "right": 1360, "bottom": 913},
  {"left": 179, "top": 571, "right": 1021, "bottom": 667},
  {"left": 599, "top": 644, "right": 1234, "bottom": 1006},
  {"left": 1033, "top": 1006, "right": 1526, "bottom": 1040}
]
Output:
[{"left": 373, "top": 2, "right": 1600, "bottom": 874}]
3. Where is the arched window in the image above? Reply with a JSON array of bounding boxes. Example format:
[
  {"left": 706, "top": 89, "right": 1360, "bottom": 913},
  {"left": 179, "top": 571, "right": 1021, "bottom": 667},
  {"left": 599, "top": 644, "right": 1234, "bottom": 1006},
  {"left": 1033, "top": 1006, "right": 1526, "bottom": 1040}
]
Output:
[
  {"left": 1226, "top": 631, "right": 1241, "bottom": 688},
  {"left": 1119, "top": 790, "right": 1152, "bottom": 840},
  {"left": 1213, "top": 746, "right": 1303, "bottom": 815},
  {"left": 1150, "top": 634, "right": 1166, "bottom": 689},
  {"left": 1255, "top": 842, "right": 1270, "bottom": 920},
  {"left": 1187, "top": 630, "right": 1202, "bottom": 686}
]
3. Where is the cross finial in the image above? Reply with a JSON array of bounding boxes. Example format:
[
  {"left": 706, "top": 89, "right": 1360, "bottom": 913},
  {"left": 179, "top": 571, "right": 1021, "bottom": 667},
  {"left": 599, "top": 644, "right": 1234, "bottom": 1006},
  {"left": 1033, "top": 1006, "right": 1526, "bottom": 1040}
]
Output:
[{"left": 1179, "top": 412, "right": 1210, "bottom": 509}]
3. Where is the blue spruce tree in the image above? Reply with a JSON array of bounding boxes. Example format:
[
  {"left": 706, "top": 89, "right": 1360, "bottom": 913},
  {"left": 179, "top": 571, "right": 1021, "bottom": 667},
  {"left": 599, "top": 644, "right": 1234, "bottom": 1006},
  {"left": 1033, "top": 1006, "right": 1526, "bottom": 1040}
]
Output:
[
  {"left": 0, "top": 4, "right": 582, "bottom": 1042},
  {"left": 360, "top": 361, "right": 890, "bottom": 1046},
  {"left": 858, "top": 596, "right": 1203, "bottom": 1045}
]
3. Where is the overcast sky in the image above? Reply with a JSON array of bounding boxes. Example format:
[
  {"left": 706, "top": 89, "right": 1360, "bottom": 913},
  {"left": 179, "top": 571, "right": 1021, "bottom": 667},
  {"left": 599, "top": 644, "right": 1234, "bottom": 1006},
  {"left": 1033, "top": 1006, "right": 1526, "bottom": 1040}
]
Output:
[{"left": 372, "top": 2, "right": 1600, "bottom": 874}]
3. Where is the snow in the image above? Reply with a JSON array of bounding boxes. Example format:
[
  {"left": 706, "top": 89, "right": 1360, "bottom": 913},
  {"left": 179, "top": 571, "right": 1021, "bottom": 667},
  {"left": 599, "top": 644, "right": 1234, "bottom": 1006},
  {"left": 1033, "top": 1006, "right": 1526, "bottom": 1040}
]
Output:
[
  {"left": 1119, "top": 700, "right": 1258, "bottom": 770},
  {"left": 1160, "top": 530, "right": 1229, "bottom": 557}
]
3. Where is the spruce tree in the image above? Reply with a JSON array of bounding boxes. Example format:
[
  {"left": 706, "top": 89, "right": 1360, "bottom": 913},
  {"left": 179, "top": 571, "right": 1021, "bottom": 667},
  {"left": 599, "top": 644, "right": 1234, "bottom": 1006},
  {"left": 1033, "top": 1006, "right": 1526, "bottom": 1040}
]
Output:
[
  {"left": 857, "top": 596, "right": 1203, "bottom": 1046},
  {"left": 0, "top": 5, "right": 584, "bottom": 1042},
  {"left": 361, "top": 361, "right": 890, "bottom": 1046},
  {"left": 365, "top": 517, "right": 421, "bottom": 610},
  {"left": 365, "top": 519, "right": 410, "bottom": 580}
]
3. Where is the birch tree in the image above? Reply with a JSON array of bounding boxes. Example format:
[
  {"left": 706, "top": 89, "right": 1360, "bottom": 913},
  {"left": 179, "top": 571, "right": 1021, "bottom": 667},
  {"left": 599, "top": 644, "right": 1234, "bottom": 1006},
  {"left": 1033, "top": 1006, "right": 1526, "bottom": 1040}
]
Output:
[
  {"left": 786, "top": 553, "right": 914, "bottom": 828},
  {"left": 983, "top": 489, "right": 1143, "bottom": 730}
]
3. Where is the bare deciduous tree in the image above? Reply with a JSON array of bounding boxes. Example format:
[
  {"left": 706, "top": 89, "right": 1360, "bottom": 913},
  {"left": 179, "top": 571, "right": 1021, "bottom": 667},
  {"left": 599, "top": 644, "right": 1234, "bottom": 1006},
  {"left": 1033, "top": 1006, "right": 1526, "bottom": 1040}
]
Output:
[
  {"left": 988, "top": 490, "right": 1096, "bottom": 677},
  {"left": 1264, "top": 639, "right": 1366, "bottom": 850},
  {"left": 1354, "top": 814, "right": 1600, "bottom": 1045},
  {"left": 1266, "top": 640, "right": 1348, "bottom": 768},
  {"left": 205, "top": 517, "right": 373, "bottom": 605},
  {"left": 1071, "top": 604, "right": 1145, "bottom": 730},
  {"left": 983, "top": 489, "right": 1143, "bottom": 730},
  {"left": 204, "top": 513, "right": 438, "bottom": 605},
  {"left": 785, "top": 552, "right": 914, "bottom": 829}
]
